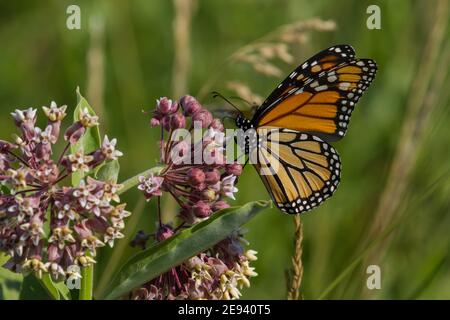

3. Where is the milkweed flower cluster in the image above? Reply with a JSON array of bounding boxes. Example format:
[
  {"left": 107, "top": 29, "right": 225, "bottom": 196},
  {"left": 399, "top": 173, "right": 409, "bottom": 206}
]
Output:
[
  {"left": 131, "top": 96, "right": 257, "bottom": 300},
  {"left": 132, "top": 230, "right": 258, "bottom": 300},
  {"left": 0, "top": 102, "right": 129, "bottom": 280},
  {"left": 140, "top": 96, "right": 242, "bottom": 223}
]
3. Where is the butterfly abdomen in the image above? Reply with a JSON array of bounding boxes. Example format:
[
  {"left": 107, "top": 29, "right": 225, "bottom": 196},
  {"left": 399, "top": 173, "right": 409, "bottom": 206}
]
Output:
[{"left": 236, "top": 114, "right": 258, "bottom": 154}]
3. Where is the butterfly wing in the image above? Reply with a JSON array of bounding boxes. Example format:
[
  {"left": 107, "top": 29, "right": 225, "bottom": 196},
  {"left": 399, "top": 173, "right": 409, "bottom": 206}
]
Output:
[
  {"left": 254, "top": 48, "right": 377, "bottom": 142},
  {"left": 252, "top": 128, "right": 341, "bottom": 214},
  {"left": 255, "top": 44, "right": 356, "bottom": 120}
]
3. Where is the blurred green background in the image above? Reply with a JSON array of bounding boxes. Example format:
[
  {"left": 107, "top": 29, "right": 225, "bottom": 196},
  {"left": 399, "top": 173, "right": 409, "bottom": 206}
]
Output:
[{"left": 1, "top": 0, "right": 450, "bottom": 299}]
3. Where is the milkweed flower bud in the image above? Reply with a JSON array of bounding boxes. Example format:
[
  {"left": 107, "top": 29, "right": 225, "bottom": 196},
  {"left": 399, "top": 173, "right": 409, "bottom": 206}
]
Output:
[
  {"left": 170, "top": 113, "right": 186, "bottom": 129},
  {"left": 150, "top": 117, "right": 160, "bottom": 127},
  {"left": 156, "top": 224, "right": 174, "bottom": 242},
  {"left": 205, "top": 169, "right": 221, "bottom": 184},
  {"left": 64, "top": 108, "right": 99, "bottom": 144},
  {"left": 180, "top": 95, "right": 201, "bottom": 115},
  {"left": 11, "top": 108, "right": 37, "bottom": 141},
  {"left": 157, "top": 97, "right": 178, "bottom": 114},
  {"left": 187, "top": 168, "right": 205, "bottom": 185},
  {"left": 160, "top": 116, "right": 171, "bottom": 131},
  {"left": 192, "top": 201, "right": 212, "bottom": 218},
  {"left": 210, "top": 119, "right": 224, "bottom": 131},
  {"left": 212, "top": 200, "right": 230, "bottom": 211},
  {"left": 225, "top": 163, "right": 243, "bottom": 176},
  {"left": 64, "top": 122, "right": 84, "bottom": 144},
  {"left": 201, "top": 187, "right": 218, "bottom": 201},
  {"left": 192, "top": 109, "right": 213, "bottom": 128}
]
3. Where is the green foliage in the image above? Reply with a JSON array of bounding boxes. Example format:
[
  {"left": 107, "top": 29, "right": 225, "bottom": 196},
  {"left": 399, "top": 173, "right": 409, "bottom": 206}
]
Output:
[
  {"left": 19, "top": 275, "right": 53, "bottom": 300},
  {"left": 70, "top": 88, "right": 102, "bottom": 187},
  {"left": 96, "top": 160, "right": 120, "bottom": 183},
  {"left": 0, "top": 254, "right": 22, "bottom": 300},
  {"left": 102, "top": 200, "right": 269, "bottom": 299},
  {"left": 19, "top": 274, "right": 70, "bottom": 300}
]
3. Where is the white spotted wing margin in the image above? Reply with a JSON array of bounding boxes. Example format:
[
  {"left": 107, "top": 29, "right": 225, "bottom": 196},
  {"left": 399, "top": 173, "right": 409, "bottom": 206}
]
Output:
[
  {"left": 254, "top": 128, "right": 341, "bottom": 214},
  {"left": 255, "top": 44, "right": 356, "bottom": 120}
]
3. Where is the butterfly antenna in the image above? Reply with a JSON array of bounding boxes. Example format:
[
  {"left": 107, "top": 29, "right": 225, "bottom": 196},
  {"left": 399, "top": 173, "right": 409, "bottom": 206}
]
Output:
[
  {"left": 229, "top": 96, "right": 255, "bottom": 107},
  {"left": 212, "top": 91, "right": 243, "bottom": 115}
]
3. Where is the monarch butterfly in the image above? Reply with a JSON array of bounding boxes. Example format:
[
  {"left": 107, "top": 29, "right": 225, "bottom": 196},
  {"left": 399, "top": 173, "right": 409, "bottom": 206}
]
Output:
[{"left": 234, "top": 44, "right": 377, "bottom": 214}]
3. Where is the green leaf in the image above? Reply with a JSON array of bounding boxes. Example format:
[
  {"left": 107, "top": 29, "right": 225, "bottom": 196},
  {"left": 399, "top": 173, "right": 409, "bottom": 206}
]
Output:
[
  {"left": 0, "top": 253, "right": 22, "bottom": 300},
  {"left": 102, "top": 200, "right": 269, "bottom": 300},
  {"left": 53, "top": 279, "right": 71, "bottom": 300},
  {"left": 70, "top": 87, "right": 101, "bottom": 187},
  {"left": 20, "top": 274, "right": 58, "bottom": 300},
  {"left": 18, "top": 272, "right": 70, "bottom": 300},
  {"left": 95, "top": 160, "right": 120, "bottom": 183}
]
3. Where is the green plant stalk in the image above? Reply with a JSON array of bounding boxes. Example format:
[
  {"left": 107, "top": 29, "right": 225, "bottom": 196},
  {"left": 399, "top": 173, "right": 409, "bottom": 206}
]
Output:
[
  {"left": 79, "top": 252, "right": 94, "bottom": 300},
  {"left": 117, "top": 166, "right": 165, "bottom": 195}
]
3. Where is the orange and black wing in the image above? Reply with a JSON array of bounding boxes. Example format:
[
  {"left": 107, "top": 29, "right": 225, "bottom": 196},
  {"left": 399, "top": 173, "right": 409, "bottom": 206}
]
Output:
[
  {"left": 252, "top": 128, "right": 341, "bottom": 214},
  {"left": 257, "top": 44, "right": 356, "bottom": 114},
  {"left": 254, "top": 47, "right": 377, "bottom": 142}
]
